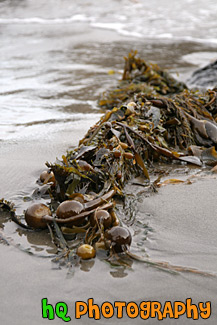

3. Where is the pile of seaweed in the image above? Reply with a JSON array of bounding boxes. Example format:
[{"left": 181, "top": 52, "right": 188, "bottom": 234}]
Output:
[
  {"left": 1, "top": 51, "right": 217, "bottom": 272},
  {"left": 51, "top": 51, "right": 217, "bottom": 198}
]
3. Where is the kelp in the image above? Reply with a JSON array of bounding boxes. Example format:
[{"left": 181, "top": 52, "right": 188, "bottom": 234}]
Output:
[
  {"left": 1, "top": 51, "right": 217, "bottom": 275},
  {"left": 99, "top": 50, "right": 187, "bottom": 110}
]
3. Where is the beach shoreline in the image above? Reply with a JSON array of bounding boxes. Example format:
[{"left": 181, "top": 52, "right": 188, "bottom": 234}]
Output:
[{"left": 1, "top": 14, "right": 217, "bottom": 324}]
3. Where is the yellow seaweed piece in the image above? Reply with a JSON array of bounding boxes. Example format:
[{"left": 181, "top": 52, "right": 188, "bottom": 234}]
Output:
[
  {"left": 134, "top": 152, "right": 150, "bottom": 180},
  {"left": 158, "top": 179, "right": 185, "bottom": 186}
]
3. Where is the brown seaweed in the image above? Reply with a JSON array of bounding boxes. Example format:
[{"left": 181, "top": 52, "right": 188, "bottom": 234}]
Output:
[{"left": 1, "top": 51, "right": 217, "bottom": 276}]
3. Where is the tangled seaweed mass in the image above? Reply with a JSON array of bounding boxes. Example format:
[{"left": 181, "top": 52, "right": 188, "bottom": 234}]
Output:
[{"left": 1, "top": 51, "right": 217, "bottom": 272}]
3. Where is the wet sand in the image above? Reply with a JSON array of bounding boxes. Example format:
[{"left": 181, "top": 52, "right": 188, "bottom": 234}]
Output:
[
  {"left": 1, "top": 114, "right": 217, "bottom": 325},
  {"left": 1, "top": 24, "right": 217, "bottom": 325},
  {"left": 1, "top": 176, "right": 217, "bottom": 324}
]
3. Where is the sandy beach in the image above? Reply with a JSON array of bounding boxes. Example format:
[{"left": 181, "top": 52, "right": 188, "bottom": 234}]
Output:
[
  {"left": 1, "top": 92, "right": 217, "bottom": 324},
  {"left": 1, "top": 1, "right": 217, "bottom": 324},
  {"left": 1, "top": 175, "right": 217, "bottom": 324}
]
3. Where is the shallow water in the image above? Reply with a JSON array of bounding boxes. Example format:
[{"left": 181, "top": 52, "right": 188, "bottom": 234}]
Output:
[
  {"left": 0, "top": 0, "right": 217, "bottom": 42},
  {"left": 1, "top": 1, "right": 217, "bottom": 324},
  {"left": 1, "top": 0, "right": 217, "bottom": 141}
]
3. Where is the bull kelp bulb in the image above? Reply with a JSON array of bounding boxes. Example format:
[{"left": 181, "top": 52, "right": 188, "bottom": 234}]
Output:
[
  {"left": 40, "top": 170, "right": 55, "bottom": 184},
  {"left": 77, "top": 244, "right": 96, "bottom": 259},
  {"left": 105, "top": 226, "right": 132, "bottom": 252},
  {"left": 56, "top": 200, "right": 84, "bottom": 219},
  {"left": 94, "top": 210, "right": 112, "bottom": 229},
  {"left": 25, "top": 203, "right": 51, "bottom": 229}
]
